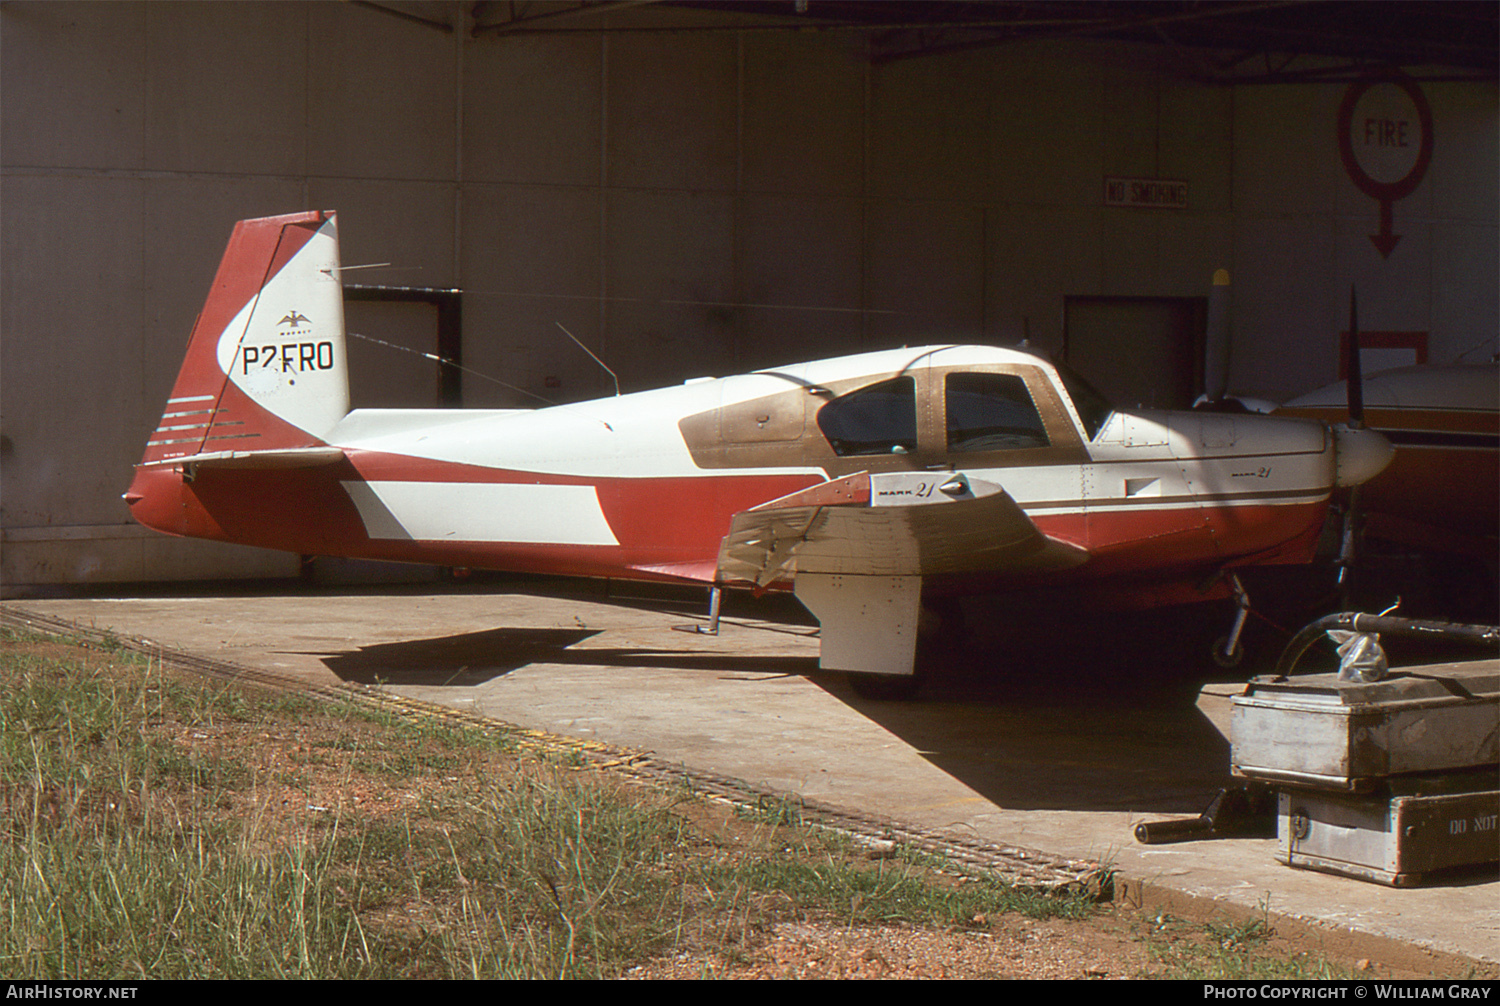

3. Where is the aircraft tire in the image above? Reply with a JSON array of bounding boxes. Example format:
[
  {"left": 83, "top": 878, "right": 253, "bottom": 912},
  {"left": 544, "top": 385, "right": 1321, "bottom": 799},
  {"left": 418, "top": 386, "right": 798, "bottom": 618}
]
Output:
[{"left": 1211, "top": 635, "right": 1245, "bottom": 669}]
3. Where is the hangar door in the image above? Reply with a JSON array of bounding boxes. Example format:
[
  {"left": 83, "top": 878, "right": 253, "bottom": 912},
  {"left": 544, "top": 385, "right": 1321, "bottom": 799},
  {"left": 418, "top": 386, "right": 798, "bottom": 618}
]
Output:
[
  {"left": 1062, "top": 297, "right": 1205, "bottom": 411},
  {"left": 343, "top": 287, "right": 463, "bottom": 408}
]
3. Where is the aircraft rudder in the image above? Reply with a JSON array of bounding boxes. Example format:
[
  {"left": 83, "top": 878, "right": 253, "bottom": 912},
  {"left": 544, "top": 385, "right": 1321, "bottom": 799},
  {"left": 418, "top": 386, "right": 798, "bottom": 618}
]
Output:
[{"left": 139, "top": 211, "right": 350, "bottom": 468}]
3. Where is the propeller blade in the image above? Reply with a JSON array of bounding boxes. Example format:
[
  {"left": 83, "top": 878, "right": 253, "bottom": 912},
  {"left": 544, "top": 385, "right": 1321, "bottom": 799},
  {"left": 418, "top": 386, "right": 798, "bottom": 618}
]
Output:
[
  {"left": 1346, "top": 285, "right": 1364, "bottom": 428},
  {"left": 1338, "top": 285, "right": 1367, "bottom": 606},
  {"left": 1204, "top": 269, "right": 1231, "bottom": 402}
]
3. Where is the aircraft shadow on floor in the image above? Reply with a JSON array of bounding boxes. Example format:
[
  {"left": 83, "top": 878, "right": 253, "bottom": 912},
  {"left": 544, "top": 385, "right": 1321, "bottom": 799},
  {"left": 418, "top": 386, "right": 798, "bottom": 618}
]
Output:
[
  {"left": 843, "top": 680, "right": 1236, "bottom": 816},
  {"left": 313, "top": 621, "right": 1233, "bottom": 817},
  {"left": 815, "top": 600, "right": 1241, "bottom": 815},
  {"left": 310, "top": 594, "right": 1240, "bottom": 816},
  {"left": 315, "top": 625, "right": 819, "bottom": 686}
]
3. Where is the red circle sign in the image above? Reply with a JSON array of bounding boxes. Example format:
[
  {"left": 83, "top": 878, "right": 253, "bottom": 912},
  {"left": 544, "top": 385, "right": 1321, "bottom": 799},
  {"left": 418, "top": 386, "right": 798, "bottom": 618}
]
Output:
[{"left": 1337, "top": 69, "right": 1433, "bottom": 203}]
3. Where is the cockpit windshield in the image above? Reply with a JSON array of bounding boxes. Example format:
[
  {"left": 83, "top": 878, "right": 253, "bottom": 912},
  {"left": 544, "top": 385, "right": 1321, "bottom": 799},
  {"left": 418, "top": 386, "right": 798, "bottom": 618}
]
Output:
[{"left": 1052, "top": 360, "right": 1114, "bottom": 441}]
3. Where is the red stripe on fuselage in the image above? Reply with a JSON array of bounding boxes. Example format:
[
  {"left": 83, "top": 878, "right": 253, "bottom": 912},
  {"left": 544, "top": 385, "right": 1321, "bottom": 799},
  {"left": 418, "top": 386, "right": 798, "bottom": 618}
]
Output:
[
  {"left": 127, "top": 446, "right": 1330, "bottom": 587},
  {"left": 127, "top": 451, "right": 823, "bottom": 583},
  {"left": 1031, "top": 497, "right": 1326, "bottom": 577},
  {"left": 339, "top": 449, "right": 824, "bottom": 555}
]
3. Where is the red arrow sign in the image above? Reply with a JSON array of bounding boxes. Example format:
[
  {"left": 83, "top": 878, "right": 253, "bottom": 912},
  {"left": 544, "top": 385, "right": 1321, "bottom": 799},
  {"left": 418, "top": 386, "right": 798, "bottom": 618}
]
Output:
[{"left": 1337, "top": 70, "right": 1433, "bottom": 260}]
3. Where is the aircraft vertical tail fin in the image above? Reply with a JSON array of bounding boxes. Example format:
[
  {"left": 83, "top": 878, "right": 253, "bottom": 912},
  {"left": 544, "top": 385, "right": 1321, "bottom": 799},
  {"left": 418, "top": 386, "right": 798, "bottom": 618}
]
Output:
[{"left": 140, "top": 210, "right": 349, "bottom": 467}]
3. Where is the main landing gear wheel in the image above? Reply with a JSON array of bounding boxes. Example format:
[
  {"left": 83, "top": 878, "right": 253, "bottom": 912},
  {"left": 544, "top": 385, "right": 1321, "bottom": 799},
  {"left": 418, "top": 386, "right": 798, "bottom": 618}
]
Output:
[
  {"left": 1211, "top": 635, "right": 1245, "bottom": 668},
  {"left": 1210, "top": 572, "right": 1251, "bottom": 669}
]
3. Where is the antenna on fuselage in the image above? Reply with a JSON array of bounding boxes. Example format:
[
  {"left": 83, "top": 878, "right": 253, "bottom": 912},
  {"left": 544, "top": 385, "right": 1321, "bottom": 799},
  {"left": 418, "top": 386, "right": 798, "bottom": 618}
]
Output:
[
  {"left": 345, "top": 330, "right": 559, "bottom": 407},
  {"left": 323, "top": 262, "right": 394, "bottom": 274},
  {"left": 557, "top": 323, "right": 620, "bottom": 397}
]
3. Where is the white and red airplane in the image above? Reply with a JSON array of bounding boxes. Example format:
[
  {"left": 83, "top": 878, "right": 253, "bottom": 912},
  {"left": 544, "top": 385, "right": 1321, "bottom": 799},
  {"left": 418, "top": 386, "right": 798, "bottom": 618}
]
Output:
[{"left": 125, "top": 210, "right": 1395, "bottom": 682}]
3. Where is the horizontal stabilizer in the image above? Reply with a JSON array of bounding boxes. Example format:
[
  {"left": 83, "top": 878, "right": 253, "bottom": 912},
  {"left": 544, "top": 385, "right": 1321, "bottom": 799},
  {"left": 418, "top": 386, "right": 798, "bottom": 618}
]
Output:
[
  {"left": 626, "top": 559, "right": 721, "bottom": 584},
  {"left": 138, "top": 447, "right": 346, "bottom": 470}
]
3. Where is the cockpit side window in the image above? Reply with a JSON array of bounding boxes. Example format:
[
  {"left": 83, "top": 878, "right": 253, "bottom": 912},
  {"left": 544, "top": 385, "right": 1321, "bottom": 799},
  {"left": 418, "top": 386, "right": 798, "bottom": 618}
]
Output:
[
  {"left": 945, "top": 372, "right": 1050, "bottom": 452},
  {"left": 817, "top": 376, "right": 918, "bottom": 456}
]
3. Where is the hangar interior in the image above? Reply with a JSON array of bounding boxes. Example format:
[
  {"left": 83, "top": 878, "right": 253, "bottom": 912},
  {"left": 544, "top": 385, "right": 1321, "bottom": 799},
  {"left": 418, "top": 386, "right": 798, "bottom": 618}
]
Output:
[{"left": 2, "top": 0, "right": 1496, "bottom": 588}]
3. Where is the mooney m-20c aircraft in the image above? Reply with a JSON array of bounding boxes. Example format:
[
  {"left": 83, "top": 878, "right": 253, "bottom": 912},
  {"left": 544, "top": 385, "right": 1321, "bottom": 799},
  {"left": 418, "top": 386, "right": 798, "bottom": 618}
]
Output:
[{"left": 126, "top": 211, "right": 1395, "bottom": 679}]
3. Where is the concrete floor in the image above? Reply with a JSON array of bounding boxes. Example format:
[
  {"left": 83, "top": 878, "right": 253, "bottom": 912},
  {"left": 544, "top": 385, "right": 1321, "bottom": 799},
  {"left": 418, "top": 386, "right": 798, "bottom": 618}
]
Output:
[{"left": 10, "top": 578, "right": 1499, "bottom": 964}]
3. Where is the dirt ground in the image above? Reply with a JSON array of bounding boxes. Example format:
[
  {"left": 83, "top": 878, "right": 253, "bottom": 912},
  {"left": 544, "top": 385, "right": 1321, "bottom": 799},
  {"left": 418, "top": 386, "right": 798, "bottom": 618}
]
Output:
[{"left": 618, "top": 890, "right": 1491, "bottom": 980}]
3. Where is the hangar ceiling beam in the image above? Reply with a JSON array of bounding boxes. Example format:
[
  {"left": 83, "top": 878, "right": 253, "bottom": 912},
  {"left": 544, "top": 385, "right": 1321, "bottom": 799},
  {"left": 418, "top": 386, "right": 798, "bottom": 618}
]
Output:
[
  {"left": 456, "top": 2, "right": 1496, "bottom": 78},
  {"left": 473, "top": 1, "right": 663, "bottom": 35},
  {"left": 866, "top": 0, "right": 1306, "bottom": 64},
  {"left": 350, "top": 1, "right": 458, "bottom": 33}
]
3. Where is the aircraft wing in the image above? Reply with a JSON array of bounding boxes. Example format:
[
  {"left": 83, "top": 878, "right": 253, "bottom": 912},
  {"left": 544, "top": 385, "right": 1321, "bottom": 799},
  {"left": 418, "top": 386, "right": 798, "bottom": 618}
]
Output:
[{"left": 717, "top": 471, "right": 1088, "bottom": 588}]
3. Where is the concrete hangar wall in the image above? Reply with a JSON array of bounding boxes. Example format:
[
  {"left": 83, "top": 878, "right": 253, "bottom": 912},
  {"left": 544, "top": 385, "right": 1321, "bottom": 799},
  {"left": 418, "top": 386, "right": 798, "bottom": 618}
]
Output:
[{"left": 2, "top": 2, "right": 1495, "bottom": 588}]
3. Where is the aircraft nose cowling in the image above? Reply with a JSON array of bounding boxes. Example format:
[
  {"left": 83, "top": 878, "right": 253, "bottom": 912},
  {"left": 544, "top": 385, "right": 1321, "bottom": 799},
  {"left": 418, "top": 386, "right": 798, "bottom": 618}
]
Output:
[{"left": 1332, "top": 425, "right": 1395, "bottom": 488}]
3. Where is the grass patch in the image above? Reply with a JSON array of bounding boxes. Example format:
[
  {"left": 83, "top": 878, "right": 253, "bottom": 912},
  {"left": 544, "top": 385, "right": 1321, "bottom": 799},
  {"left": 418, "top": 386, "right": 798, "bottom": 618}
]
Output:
[
  {"left": 6, "top": 623, "right": 1494, "bottom": 979},
  {"left": 1136, "top": 906, "right": 1356, "bottom": 980},
  {"left": 2, "top": 628, "right": 1099, "bottom": 979}
]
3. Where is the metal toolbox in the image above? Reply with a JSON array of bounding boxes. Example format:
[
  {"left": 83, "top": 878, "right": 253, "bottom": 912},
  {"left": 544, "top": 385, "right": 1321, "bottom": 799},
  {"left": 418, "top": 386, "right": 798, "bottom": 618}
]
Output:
[
  {"left": 1278, "top": 783, "right": 1499, "bottom": 887},
  {"left": 1231, "top": 661, "right": 1499, "bottom": 790}
]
